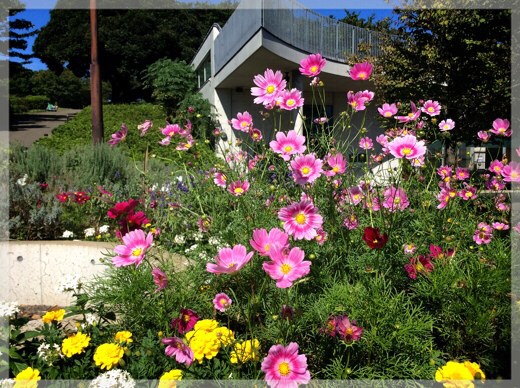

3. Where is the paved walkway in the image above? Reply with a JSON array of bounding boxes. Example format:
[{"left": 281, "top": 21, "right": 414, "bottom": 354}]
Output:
[{"left": 8, "top": 108, "right": 82, "bottom": 147}]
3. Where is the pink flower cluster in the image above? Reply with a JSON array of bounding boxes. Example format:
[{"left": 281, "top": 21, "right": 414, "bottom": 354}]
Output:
[
  {"left": 159, "top": 120, "right": 195, "bottom": 150},
  {"left": 322, "top": 315, "right": 363, "bottom": 342},
  {"left": 251, "top": 69, "right": 303, "bottom": 110},
  {"left": 404, "top": 244, "right": 454, "bottom": 279}
]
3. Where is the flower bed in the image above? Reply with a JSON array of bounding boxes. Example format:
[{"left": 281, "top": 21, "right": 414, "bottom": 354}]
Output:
[{"left": 2, "top": 55, "right": 516, "bottom": 386}]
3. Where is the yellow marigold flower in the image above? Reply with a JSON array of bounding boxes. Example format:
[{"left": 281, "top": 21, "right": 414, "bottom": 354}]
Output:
[
  {"left": 93, "top": 343, "right": 124, "bottom": 370},
  {"left": 230, "top": 339, "right": 260, "bottom": 364},
  {"left": 158, "top": 369, "right": 183, "bottom": 388},
  {"left": 213, "top": 327, "right": 234, "bottom": 346},
  {"left": 193, "top": 319, "right": 219, "bottom": 334},
  {"left": 114, "top": 331, "right": 133, "bottom": 344},
  {"left": 41, "top": 309, "right": 65, "bottom": 323},
  {"left": 463, "top": 361, "right": 485, "bottom": 381},
  {"left": 61, "top": 332, "right": 91, "bottom": 358},
  {"left": 14, "top": 367, "right": 41, "bottom": 388},
  {"left": 186, "top": 330, "right": 220, "bottom": 363},
  {"left": 435, "top": 361, "right": 478, "bottom": 388}
]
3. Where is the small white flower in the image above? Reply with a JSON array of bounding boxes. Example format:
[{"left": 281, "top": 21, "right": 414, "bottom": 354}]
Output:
[
  {"left": 84, "top": 227, "right": 96, "bottom": 237},
  {"left": 192, "top": 232, "right": 203, "bottom": 241},
  {"left": 99, "top": 225, "right": 110, "bottom": 234},
  {"left": 56, "top": 274, "right": 82, "bottom": 293},
  {"left": 89, "top": 369, "right": 136, "bottom": 388},
  {"left": 0, "top": 301, "right": 19, "bottom": 318},
  {"left": 62, "top": 230, "right": 74, "bottom": 238},
  {"left": 16, "top": 174, "right": 28, "bottom": 186},
  {"left": 184, "top": 244, "right": 198, "bottom": 253},
  {"left": 0, "top": 378, "right": 15, "bottom": 387},
  {"left": 208, "top": 236, "right": 222, "bottom": 246},
  {"left": 174, "top": 234, "right": 186, "bottom": 245},
  {"left": 198, "top": 252, "right": 210, "bottom": 261}
]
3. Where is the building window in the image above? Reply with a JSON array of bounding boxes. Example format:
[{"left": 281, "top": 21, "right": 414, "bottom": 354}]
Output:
[{"left": 196, "top": 54, "right": 211, "bottom": 88}]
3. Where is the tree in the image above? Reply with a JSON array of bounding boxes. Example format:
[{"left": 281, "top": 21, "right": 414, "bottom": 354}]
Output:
[
  {"left": 373, "top": 6, "right": 511, "bottom": 145},
  {"left": 33, "top": 3, "right": 235, "bottom": 102},
  {"left": 31, "top": 69, "right": 90, "bottom": 108}
]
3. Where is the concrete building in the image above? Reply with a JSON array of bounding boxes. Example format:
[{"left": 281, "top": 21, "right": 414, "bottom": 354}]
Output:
[{"left": 191, "top": 0, "right": 383, "bottom": 159}]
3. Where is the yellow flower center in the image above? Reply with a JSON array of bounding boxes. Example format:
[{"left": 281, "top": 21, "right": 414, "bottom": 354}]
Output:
[
  {"left": 253, "top": 133, "right": 259, "bottom": 139},
  {"left": 345, "top": 328, "right": 353, "bottom": 335},
  {"left": 222, "top": 175, "right": 227, "bottom": 181},
  {"left": 240, "top": 121, "right": 248, "bottom": 128},
  {"left": 384, "top": 111, "right": 392, "bottom": 117},
  {"left": 512, "top": 172, "right": 518, "bottom": 178},
  {"left": 266, "top": 85, "right": 275, "bottom": 94},
  {"left": 333, "top": 166, "right": 340, "bottom": 172},
  {"left": 408, "top": 112, "right": 414, "bottom": 118},
  {"left": 234, "top": 188, "right": 244, "bottom": 194},
  {"left": 286, "top": 99, "right": 295, "bottom": 107},
  {"left": 183, "top": 315, "right": 190, "bottom": 322},
  {"left": 281, "top": 263, "right": 292, "bottom": 274},
  {"left": 220, "top": 298, "right": 229, "bottom": 307},
  {"left": 278, "top": 361, "right": 291, "bottom": 376},
  {"left": 295, "top": 213, "right": 307, "bottom": 225},
  {"left": 227, "top": 262, "right": 236, "bottom": 268},
  {"left": 132, "top": 248, "right": 143, "bottom": 257},
  {"left": 401, "top": 147, "right": 412, "bottom": 156},
  {"left": 264, "top": 244, "right": 270, "bottom": 252},
  {"left": 310, "top": 65, "right": 318, "bottom": 73},
  {"left": 358, "top": 72, "right": 366, "bottom": 79},
  {"left": 428, "top": 107, "right": 434, "bottom": 112},
  {"left": 301, "top": 166, "right": 311, "bottom": 175},
  {"left": 373, "top": 239, "right": 379, "bottom": 244},
  {"left": 284, "top": 145, "right": 293, "bottom": 153},
  {"left": 394, "top": 197, "right": 401, "bottom": 204},
  {"left": 443, "top": 125, "right": 450, "bottom": 130},
  {"left": 465, "top": 191, "right": 473, "bottom": 198},
  {"left": 499, "top": 127, "right": 505, "bottom": 132},
  {"left": 351, "top": 101, "right": 358, "bottom": 107}
]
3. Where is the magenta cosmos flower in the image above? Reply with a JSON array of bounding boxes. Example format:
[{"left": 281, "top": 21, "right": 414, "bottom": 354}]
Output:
[
  {"left": 112, "top": 229, "right": 153, "bottom": 267},
  {"left": 387, "top": 134, "right": 427, "bottom": 160},
  {"left": 473, "top": 222, "right": 493, "bottom": 245},
  {"left": 349, "top": 62, "right": 373, "bottom": 80},
  {"left": 477, "top": 130, "right": 491, "bottom": 142},
  {"left": 107, "top": 123, "right": 128, "bottom": 147},
  {"left": 421, "top": 100, "right": 441, "bottom": 116},
  {"left": 162, "top": 337, "right": 194, "bottom": 366},
  {"left": 206, "top": 244, "right": 254, "bottom": 274},
  {"left": 395, "top": 101, "right": 421, "bottom": 123},
  {"left": 250, "top": 228, "right": 289, "bottom": 257},
  {"left": 382, "top": 186, "right": 409, "bottom": 212},
  {"left": 228, "top": 180, "right": 250, "bottom": 196},
  {"left": 151, "top": 267, "right": 168, "bottom": 292},
  {"left": 439, "top": 119, "right": 455, "bottom": 132},
  {"left": 213, "top": 172, "right": 227, "bottom": 188},
  {"left": 277, "top": 88, "right": 304, "bottom": 111},
  {"left": 323, "top": 153, "right": 347, "bottom": 177},
  {"left": 335, "top": 315, "right": 363, "bottom": 342},
  {"left": 359, "top": 137, "right": 374, "bottom": 150},
  {"left": 231, "top": 111, "right": 253, "bottom": 132},
  {"left": 270, "top": 130, "right": 306, "bottom": 161},
  {"left": 251, "top": 69, "right": 287, "bottom": 105},
  {"left": 378, "top": 103, "right": 398, "bottom": 118},
  {"left": 262, "top": 246, "right": 311, "bottom": 289},
  {"left": 347, "top": 90, "right": 369, "bottom": 111},
  {"left": 501, "top": 161, "right": 520, "bottom": 182},
  {"left": 261, "top": 342, "right": 311, "bottom": 388},
  {"left": 138, "top": 120, "right": 153, "bottom": 136},
  {"left": 290, "top": 154, "right": 323, "bottom": 185},
  {"left": 171, "top": 308, "right": 199, "bottom": 334},
  {"left": 278, "top": 200, "right": 323, "bottom": 241},
  {"left": 404, "top": 255, "right": 434, "bottom": 279},
  {"left": 490, "top": 118, "right": 511, "bottom": 137},
  {"left": 299, "top": 53, "right": 326, "bottom": 77},
  {"left": 213, "top": 293, "right": 232, "bottom": 312}
]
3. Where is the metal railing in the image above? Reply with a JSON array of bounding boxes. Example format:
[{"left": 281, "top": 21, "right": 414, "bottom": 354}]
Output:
[{"left": 214, "top": 0, "right": 382, "bottom": 74}]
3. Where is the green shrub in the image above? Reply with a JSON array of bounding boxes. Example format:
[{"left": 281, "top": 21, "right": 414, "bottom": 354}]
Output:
[{"left": 9, "top": 95, "right": 48, "bottom": 114}]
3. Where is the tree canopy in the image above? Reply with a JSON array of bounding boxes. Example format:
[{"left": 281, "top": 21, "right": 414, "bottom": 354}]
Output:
[
  {"left": 33, "top": 2, "right": 235, "bottom": 102},
  {"left": 1, "top": 0, "right": 38, "bottom": 62}
]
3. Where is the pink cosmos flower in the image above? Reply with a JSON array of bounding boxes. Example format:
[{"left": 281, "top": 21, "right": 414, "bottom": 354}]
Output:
[
  {"left": 206, "top": 244, "right": 254, "bottom": 274},
  {"left": 487, "top": 177, "right": 506, "bottom": 191},
  {"left": 492, "top": 222, "right": 509, "bottom": 231},
  {"left": 231, "top": 111, "right": 253, "bottom": 132},
  {"left": 261, "top": 342, "right": 311, "bottom": 388},
  {"left": 349, "top": 62, "right": 373, "bottom": 80},
  {"left": 378, "top": 103, "right": 398, "bottom": 118},
  {"left": 315, "top": 229, "right": 328, "bottom": 245},
  {"left": 213, "top": 172, "right": 227, "bottom": 188},
  {"left": 335, "top": 315, "right": 363, "bottom": 342},
  {"left": 437, "top": 165, "right": 452, "bottom": 179},
  {"left": 162, "top": 337, "right": 194, "bottom": 366},
  {"left": 228, "top": 180, "right": 250, "bottom": 196},
  {"left": 290, "top": 154, "right": 323, "bottom": 185},
  {"left": 138, "top": 120, "right": 153, "bottom": 136},
  {"left": 251, "top": 69, "right": 287, "bottom": 105},
  {"left": 162, "top": 124, "right": 181, "bottom": 137},
  {"left": 323, "top": 153, "right": 347, "bottom": 177},
  {"left": 359, "top": 90, "right": 375, "bottom": 102},
  {"left": 151, "top": 267, "right": 168, "bottom": 292},
  {"left": 359, "top": 137, "right": 374, "bottom": 150},
  {"left": 395, "top": 101, "right": 421, "bottom": 123},
  {"left": 107, "top": 123, "right": 128, "bottom": 147},
  {"left": 382, "top": 186, "right": 409, "bottom": 212},
  {"left": 250, "top": 228, "right": 289, "bottom": 257},
  {"left": 158, "top": 136, "right": 171, "bottom": 146},
  {"left": 112, "top": 229, "right": 154, "bottom": 268},
  {"left": 478, "top": 130, "right": 491, "bottom": 142},
  {"left": 458, "top": 185, "right": 477, "bottom": 201},
  {"left": 176, "top": 135, "right": 195, "bottom": 151},
  {"left": 404, "top": 255, "right": 434, "bottom": 279},
  {"left": 299, "top": 53, "right": 326, "bottom": 77},
  {"left": 455, "top": 167, "right": 470, "bottom": 181},
  {"left": 421, "top": 100, "right": 441, "bottom": 116},
  {"left": 439, "top": 119, "right": 455, "bottom": 132},
  {"left": 429, "top": 244, "right": 454, "bottom": 260},
  {"left": 213, "top": 293, "right": 232, "bottom": 312},
  {"left": 249, "top": 128, "right": 263, "bottom": 142},
  {"left": 347, "top": 186, "right": 364, "bottom": 205},
  {"left": 490, "top": 118, "right": 511, "bottom": 137},
  {"left": 473, "top": 222, "right": 493, "bottom": 245},
  {"left": 403, "top": 243, "right": 417, "bottom": 255},
  {"left": 501, "top": 161, "right": 520, "bottom": 182},
  {"left": 387, "top": 134, "right": 427, "bottom": 160},
  {"left": 277, "top": 88, "right": 304, "bottom": 111},
  {"left": 262, "top": 246, "right": 311, "bottom": 288},
  {"left": 489, "top": 160, "right": 504, "bottom": 175},
  {"left": 270, "top": 130, "right": 306, "bottom": 161},
  {"left": 278, "top": 200, "right": 323, "bottom": 240},
  {"left": 171, "top": 308, "right": 199, "bottom": 334},
  {"left": 347, "top": 90, "right": 369, "bottom": 111},
  {"left": 343, "top": 214, "right": 359, "bottom": 230},
  {"left": 436, "top": 188, "right": 452, "bottom": 210}
]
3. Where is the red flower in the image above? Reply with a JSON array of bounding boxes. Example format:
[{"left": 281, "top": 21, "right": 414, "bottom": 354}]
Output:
[
  {"left": 404, "top": 255, "right": 434, "bottom": 279},
  {"left": 73, "top": 191, "right": 90, "bottom": 204},
  {"left": 107, "top": 199, "right": 140, "bottom": 219},
  {"left": 362, "top": 227, "right": 388, "bottom": 249},
  {"left": 429, "top": 244, "right": 454, "bottom": 260},
  {"left": 40, "top": 183, "right": 48, "bottom": 190},
  {"left": 55, "top": 192, "right": 69, "bottom": 202},
  {"left": 170, "top": 308, "right": 199, "bottom": 334}
]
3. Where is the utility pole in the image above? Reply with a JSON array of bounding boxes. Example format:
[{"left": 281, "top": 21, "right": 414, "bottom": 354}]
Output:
[{"left": 90, "top": 0, "right": 104, "bottom": 143}]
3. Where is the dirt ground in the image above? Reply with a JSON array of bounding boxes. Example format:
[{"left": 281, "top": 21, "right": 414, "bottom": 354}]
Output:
[{"left": 8, "top": 108, "right": 82, "bottom": 147}]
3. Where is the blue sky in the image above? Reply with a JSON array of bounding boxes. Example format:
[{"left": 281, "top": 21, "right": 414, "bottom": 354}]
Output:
[{"left": 13, "top": 0, "right": 395, "bottom": 71}]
